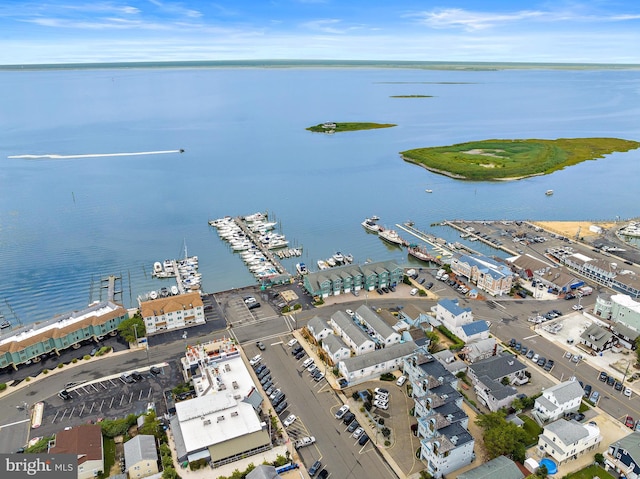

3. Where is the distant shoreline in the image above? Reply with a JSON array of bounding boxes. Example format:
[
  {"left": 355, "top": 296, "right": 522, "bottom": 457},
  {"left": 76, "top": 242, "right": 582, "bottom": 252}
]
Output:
[{"left": 2, "top": 59, "right": 640, "bottom": 72}]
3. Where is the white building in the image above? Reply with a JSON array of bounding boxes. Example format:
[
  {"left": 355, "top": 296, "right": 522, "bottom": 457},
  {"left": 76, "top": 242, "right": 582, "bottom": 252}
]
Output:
[
  {"left": 594, "top": 293, "right": 640, "bottom": 331},
  {"left": 337, "top": 341, "right": 417, "bottom": 386},
  {"left": 450, "top": 254, "right": 514, "bottom": 297},
  {"left": 354, "top": 305, "right": 402, "bottom": 346},
  {"left": 306, "top": 316, "right": 333, "bottom": 342},
  {"left": 322, "top": 334, "right": 351, "bottom": 363},
  {"left": 140, "top": 291, "right": 205, "bottom": 335},
  {"left": 171, "top": 338, "right": 271, "bottom": 466},
  {"left": 457, "top": 320, "right": 490, "bottom": 343},
  {"left": 534, "top": 380, "right": 584, "bottom": 423},
  {"left": 538, "top": 419, "right": 602, "bottom": 465},
  {"left": 329, "top": 311, "right": 375, "bottom": 356},
  {"left": 435, "top": 299, "right": 473, "bottom": 331}
]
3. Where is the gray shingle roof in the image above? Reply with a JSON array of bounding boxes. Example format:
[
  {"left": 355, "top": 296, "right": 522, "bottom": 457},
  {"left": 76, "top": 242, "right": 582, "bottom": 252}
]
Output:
[
  {"left": 469, "top": 354, "right": 526, "bottom": 381},
  {"left": 612, "top": 431, "right": 640, "bottom": 463},
  {"left": 246, "top": 465, "right": 281, "bottom": 479},
  {"left": 330, "top": 311, "right": 372, "bottom": 347},
  {"left": 544, "top": 380, "right": 584, "bottom": 405},
  {"left": 339, "top": 341, "right": 417, "bottom": 371},
  {"left": 457, "top": 455, "right": 524, "bottom": 479},
  {"left": 323, "top": 334, "right": 349, "bottom": 354},
  {"left": 307, "top": 316, "right": 330, "bottom": 335},
  {"left": 124, "top": 434, "right": 158, "bottom": 470},
  {"left": 355, "top": 305, "right": 396, "bottom": 338},
  {"left": 545, "top": 418, "right": 589, "bottom": 445}
]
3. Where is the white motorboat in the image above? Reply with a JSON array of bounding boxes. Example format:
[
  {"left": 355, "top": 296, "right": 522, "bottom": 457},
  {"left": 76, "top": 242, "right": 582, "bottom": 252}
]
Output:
[
  {"left": 149, "top": 290, "right": 158, "bottom": 300},
  {"left": 379, "top": 228, "right": 405, "bottom": 246},
  {"left": 361, "top": 217, "right": 381, "bottom": 233},
  {"left": 545, "top": 189, "right": 554, "bottom": 196},
  {"left": 333, "top": 252, "right": 345, "bottom": 263},
  {"left": 153, "top": 262, "right": 163, "bottom": 274},
  {"left": 425, "top": 189, "right": 433, "bottom": 193},
  {"left": 326, "top": 257, "right": 336, "bottom": 267},
  {"left": 171, "top": 285, "right": 179, "bottom": 295},
  {"left": 344, "top": 253, "right": 354, "bottom": 263},
  {"left": 317, "top": 260, "right": 329, "bottom": 270},
  {"left": 296, "top": 262, "right": 309, "bottom": 275}
]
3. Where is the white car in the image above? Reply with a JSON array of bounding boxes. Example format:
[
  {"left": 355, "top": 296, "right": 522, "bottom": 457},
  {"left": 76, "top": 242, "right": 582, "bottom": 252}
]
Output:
[
  {"left": 396, "top": 375, "right": 407, "bottom": 386},
  {"left": 373, "top": 401, "right": 389, "bottom": 410},
  {"left": 269, "top": 388, "right": 282, "bottom": 400},
  {"left": 346, "top": 309, "right": 354, "bottom": 317},
  {"left": 287, "top": 338, "right": 298, "bottom": 347},
  {"left": 283, "top": 414, "right": 297, "bottom": 427},
  {"left": 335, "top": 405, "right": 350, "bottom": 419},
  {"left": 352, "top": 427, "right": 364, "bottom": 439},
  {"left": 532, "top": 353, "right": 540, "bottom": 363},
  {"left": 375, "top": 393, "right": 389, "bottom": 401},
  {"left": 249, "top": 354, "right": 262, "bottom": 366},
  {"left": 625, "top": 387, "right": 633, "bottom": 398},
  {"left": 572, "top": 304, "right": 584, "bottom": 311}
]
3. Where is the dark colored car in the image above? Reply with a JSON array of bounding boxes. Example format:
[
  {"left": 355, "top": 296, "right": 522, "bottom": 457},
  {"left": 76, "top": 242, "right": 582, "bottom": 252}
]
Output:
[
  {"left": 521, "top": 346, "right": 528, "bottom": 355},
  {"left": 275, "top": 401, "right": 288, "bottom": 414},
  {"left": 615, "top": 381, "right": 624, "bottom": 391},
  {"left": 318, "top": 470, "right": 329, "bottom": 479},
  {"left": 376, "top": 288, "right": 384, "bottom": 295},
  {"left": 565, "top": 292, "right": 576, "bottom": 300},
  {"left": 273, "top": 393, "right": 286, "bottom": 406},
  {"left": 131, "top": 371, "right": 144, "bottom": 381},
  {"left": 309, "top": 461, "right": 322, "bottom": 476},
  {"left": 347, "top": 420, "right": 360, "bottom": 433},
  {"left": 626, "top": 416, "right": 635, "bottom": 428},
  {"left": 583, "top": 384, "right": 592, "bottom": 398},
  {"left": 509, "top": 338, "right": 516, "bottom": 347},
  {"left": 258, "top": 368, "right": 271, "bottom": 380},
  {"left": 248, "top": 302, "right": 261, "bottom": 310},
  {"left": 149, "top": 366, "right": 162, "bottom": 376},
  {"left": 58, "top": 390, "right": 72, "bottom": 400},
  {"left": 260, "top": 374, "right": 271, "bottom": 386},
  {"left": 426, "top": 282, "right": 434, "bottom": 289},
  {"left": 295, "top": 350, "right": 306, "bottom": 360},
  {"left": 574, "top": 413, "right": 585, "bottom": 421},
  {"left": 537, "top": 357, "right": 547, "bottom": 367},
  {"left": 544, "top": 360, "right": 555, "bottom": 371},
  {"left": 526, "top": 349, "right": 535, "bottom": 359},
  {"left": 607, "top": 376, "right": 615, "bottom": 386},
  {"left": 342, "top": 412, "right": 356, "bottom": 425},
  {"left": 291, "top": 345, "right": 303, "bottom": 355},
  {"left": 255, "top": 364, "right": 266, "bottom": 374},
  {"left": 358, "top": 434, "right": 370, "bottom": 446},
  {"left": 599, "top": 371, "right": 608, "bottom": 382},
  {"left": 418, "top": 278, "right": 426, "bottom": 284}
]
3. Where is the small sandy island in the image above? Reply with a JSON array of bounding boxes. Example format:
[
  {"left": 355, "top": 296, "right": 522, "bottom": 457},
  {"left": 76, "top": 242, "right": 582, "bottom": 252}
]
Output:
[{"left": 531, "top": 220, "right": 617, "bottom": 238}]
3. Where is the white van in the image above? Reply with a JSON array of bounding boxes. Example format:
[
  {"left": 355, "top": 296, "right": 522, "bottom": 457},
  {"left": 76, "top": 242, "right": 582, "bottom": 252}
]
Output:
[
  {"left": 302, "top": 357, "right": 314, "bottom": 369},
  {"left": 410, "top": 288, "right": 419, "bottom": 296},
  {"left": 396, "top": 375, "right": 407, "bottom": 386}
]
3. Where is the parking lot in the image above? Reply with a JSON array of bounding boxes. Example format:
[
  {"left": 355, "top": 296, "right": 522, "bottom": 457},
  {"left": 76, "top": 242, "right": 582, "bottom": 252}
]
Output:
[
  {"left": 33, "top": 362, "right": 181, "bottom": 439},
  {"left": 245, "top": 337, "right": 396, "bottom": 479}
]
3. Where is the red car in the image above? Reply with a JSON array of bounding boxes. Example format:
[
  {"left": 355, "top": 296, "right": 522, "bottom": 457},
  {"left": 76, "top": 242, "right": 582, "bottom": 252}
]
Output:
[{"left": 625, "top": 416, "right": 635, "bottom": 428}]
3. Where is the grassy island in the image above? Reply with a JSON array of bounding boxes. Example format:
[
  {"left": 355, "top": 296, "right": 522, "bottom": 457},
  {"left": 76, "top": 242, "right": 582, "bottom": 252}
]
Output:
[
  {"left": 306, "top": 122, "right": 396, "bottom": 133},
  {"left": 390, "top": 95, "right": 433, "bottom": 98},
  {"left": 401, "top": 138, "right": 640, "bottom": 181}
]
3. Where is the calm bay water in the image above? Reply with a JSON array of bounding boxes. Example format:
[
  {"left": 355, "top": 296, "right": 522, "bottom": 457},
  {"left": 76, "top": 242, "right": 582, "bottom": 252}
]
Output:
[{"left": 1, "top": 64, "right": 639, "bottom": 325}]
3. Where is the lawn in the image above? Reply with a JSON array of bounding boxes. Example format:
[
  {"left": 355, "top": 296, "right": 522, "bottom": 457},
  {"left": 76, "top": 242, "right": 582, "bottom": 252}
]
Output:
[
  {"left": 100, "top": 436, "right": 116, "bottom": 479},
  {"left": 518, "top": 414, "right": 543, "bottom": 446},
  {"left": 564, "top": 465, "right": 615, "bottom": 479},
  {"left": 400, "top": 137, "right": 640, "bottom": 181}
]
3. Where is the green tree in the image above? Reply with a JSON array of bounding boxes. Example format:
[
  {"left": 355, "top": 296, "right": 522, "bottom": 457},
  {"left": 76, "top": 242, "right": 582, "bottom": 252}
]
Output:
[
  {"left": 594, "top": 452, "right": 605, "bottom": 465},
  {"left": 425, "top": 331, "right": 440, "bottom": 352},
  {"left": 118, "top": 314, "right": 146, "bottom": 344},
  {"left": 475, "top": 411, "right": 529, "bottom": 462},
  {"left": 139, "top": 411, "right": 165, "bottom": 440},
  {"left": 162, "top": 467, "right": 180, "bottom": 479}
]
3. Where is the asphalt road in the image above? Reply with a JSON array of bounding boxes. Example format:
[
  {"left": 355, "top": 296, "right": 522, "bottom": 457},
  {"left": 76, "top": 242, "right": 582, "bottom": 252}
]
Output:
[{"left": 250, "top": 340, "right": 396, "bottom": 479}]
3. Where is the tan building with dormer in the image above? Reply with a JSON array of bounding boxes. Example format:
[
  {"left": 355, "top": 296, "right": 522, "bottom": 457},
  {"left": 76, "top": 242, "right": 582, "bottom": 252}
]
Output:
[{"left": 140, "top": 292, "right": 205, "bottom": 335}]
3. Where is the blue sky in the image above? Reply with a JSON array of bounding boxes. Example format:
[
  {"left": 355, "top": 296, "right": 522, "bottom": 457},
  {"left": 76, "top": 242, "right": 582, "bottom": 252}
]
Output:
[{"left": 2, "top": 0, "right": 639, "bottom": 64}]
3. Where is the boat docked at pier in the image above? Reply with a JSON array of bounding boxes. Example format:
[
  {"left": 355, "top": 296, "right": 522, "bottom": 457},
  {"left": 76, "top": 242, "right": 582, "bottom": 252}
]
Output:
[
  {"left": 361, "top": 216, "right": 381, "bottom": 233},
  {"left": 408, "top": 245, "right": 437, "bottom": 263},
  {"left": 379, "top": 228, "right": 405, "bottom": 246},
  {"left": 296, "top": 262, "right": 308, "bottom": 275},
  {"left": 317, "top": 260, "right": 329, "bottom": 270}
]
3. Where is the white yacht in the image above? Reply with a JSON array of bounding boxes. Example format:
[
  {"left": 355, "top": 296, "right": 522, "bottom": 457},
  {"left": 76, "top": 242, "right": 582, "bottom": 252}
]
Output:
[
  {"left": 296, "top": 262, "right": 308, "bottom": 275},
  {"left": 379, "top": 228, "right": 404, "bottom": 246},
  {"left": 317, "top": 260, "right": 329, "bottom": 270},
  {"left": 361, "top": 217, "right": 381, "bottom": 233},
  {"left": 333, "top": 252, "right": 345, "bottom": 263}
]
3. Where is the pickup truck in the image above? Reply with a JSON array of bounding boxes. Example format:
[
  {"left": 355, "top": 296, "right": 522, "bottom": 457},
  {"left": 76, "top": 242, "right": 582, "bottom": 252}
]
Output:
[{"left": 294, "top": 436, "right": 316, "bottom": 449}]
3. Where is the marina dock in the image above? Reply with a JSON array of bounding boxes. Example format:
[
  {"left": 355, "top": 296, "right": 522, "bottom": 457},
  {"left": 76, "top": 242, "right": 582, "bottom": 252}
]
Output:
[
  {"left": 232, "top": 217, "right": 289, "bottom": 276},
  {"left": 443, "top": 220, "right": 518, "bottom": 257},
  {"left": 395, "top": 223, "right": 454, "bottom": 257}
]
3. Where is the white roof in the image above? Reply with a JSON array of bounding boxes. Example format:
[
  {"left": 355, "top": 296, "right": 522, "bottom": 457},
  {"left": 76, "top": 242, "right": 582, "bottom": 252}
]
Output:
[
  {"left": 612, "top": 294, "right": 640, "bottom": 313},
  {"left": 175, "top": 395, "right": 262, "bottom": 453}
]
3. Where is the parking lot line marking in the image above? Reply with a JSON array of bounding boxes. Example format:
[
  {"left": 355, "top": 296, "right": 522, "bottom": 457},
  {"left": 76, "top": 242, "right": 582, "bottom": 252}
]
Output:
[
  {"left": 523, "top": 334, "right": 539, "bottom": 340},
  {"left": 78, "top": 404, "right": 85, "bottom": 417},
  {"left": 69, "top": 407, "right": 76, "bottom": 417},
  {"left": 99, "top": 400, "right": 104, "bottom": 411},
  {"left": 89, "top": 402, "right": 95, "bottom": 414},
  {"left": 119, "top": 395, "right": 124, "bottom": 407},
  {"left": 270, "top": 341, "right": 283, "bottom": 346},
  {"left": 138, "top": 390, "right": 143, "bottom": 401},
  {"left": 109, "top": 379, "right": 118, "bottom": 387},
  {"left": 147, "top": 389, "right": 152, "bottom": 399},
  {"left": 91, "top": 384, "right": 99, "bottom": 392},
  {"left": 100, "top": 382, "right": 108, "bottom": 389},
  {"left": 109, "top": 397, "right": 115, "bottom": 408},
  {"left": 51, "top": 411, "right": 59, "bottom": 424},
  {"left": 60, "top": 410, "right": 67, "bottom": 421},
  {"left": 129, "top": 392, "right": 134, "bottom": 403}
]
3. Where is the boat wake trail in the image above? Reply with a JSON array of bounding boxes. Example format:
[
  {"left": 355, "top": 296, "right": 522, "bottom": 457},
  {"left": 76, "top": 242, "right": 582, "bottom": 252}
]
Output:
[{"left": 9, "top": 150, "right": 183, "bottom": 160}]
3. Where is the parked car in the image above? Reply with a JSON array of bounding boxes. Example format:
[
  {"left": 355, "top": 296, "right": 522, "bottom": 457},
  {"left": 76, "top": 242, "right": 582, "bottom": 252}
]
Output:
[
  {"left": 599, "top": 371, "right": 608, "bottom": 382},
  {"left": 149, "top": 366, "right": 162, "bottom": 376},
  {"left": 626, "top": 416, "right": 635, "bottom": 428},
  {"left": 583, "top": 384, "right": 592, "bottom": 398},
  {"left": 374, "top": 387, "right": 389, "bottom": 395},
  {"left": 314, "top": 372, "right": 325, "bottom": 382},
  {"left": 396, "top": 375, "right": 407, "bottom": 386},
  {"left": 573, "top": 304, "right": 584, "bottom": 311},
  {"left": 574, "top": 413, "right": 585, "bottom": 422},
  {"left": 347, "top": 420, "right": 360, "bottom": 433},
  {"left": 283, "top": 414, "right": 297, "bottom": 427},
  {"left": 269, "top": 388, "right": 282, "bottom": 400},
  {"left": 373, "top": 400, "right": 389, "bottom": 410},
  {"left": 287, "top": 338, "right": 298, "bottom": 347},
  {"left": 275, "top": 401, "right": 288, "bottom": 414},
  {"left": 537, "top": 357, "right": 547, "bottom": 367},
  {"left": 247, "top": 302, "right": 261, "bottom": 310},
  {"left": 352, "top": 427, "right": 364, "bottom": 439},
  {"left": 520, "top": 346, "right": 528, "bottom": 356},
  {"left": 250, "top": 355, "right": 262, "bottom": 366},
  {"left": 302, "top": 358, "right": 314, "bottom": 369},
  {"left": 625, "top": 387, "right": 633, "bottom": 398},
  {"left": 318, "top": 470, "right": 329, "bottom": 479},
  {"left": 256, "top": 341, "right": 266, "bottom": 351},
  {"left": 544, "top": 360, "right": 554, "bottom": 371},
  {"left": 273, "top": 393, "right": 286, "bottom": 406},
  {"left": 120, "top": 373, "right": 135, "bottom": 384},
  {"left": 131, "top": 371, "right": 143, "bottom": 381},
  {"left": 295, "top": 350, "right": 306, "bottom": 360},
  {"left": 342, "top": 412, "right": 356, "bottom": 425},
  {"left": 526, "top": 350, "right": 535, "bottom": 359},
  {"left": 308, "top": 461, "right": 322, "bottom": 477},
  {"left": 615, "top": 381, "right": 624, "bottom": 391},
  {"left": 58, "top": 390, "right": 72, "bottom": 400},
  {"left": 255, "top": 364, "right": 266, "bottom": 374},
  {"left": 292, "top": 345, "right": 303, "bottom": 355},
  {"left": 426, "top": 282, "right": 434, "bottom": 289},
  {"left": 358, "top": 434, "right": 370, "bottom": 446},
  {"left": 607, "top": 376, "right": 616, "bottom": 386}
]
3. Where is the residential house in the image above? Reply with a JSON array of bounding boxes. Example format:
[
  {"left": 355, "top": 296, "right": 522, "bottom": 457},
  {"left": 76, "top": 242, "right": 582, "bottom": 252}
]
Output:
[
  {"left": 322, "top": 334, "right": 351, "bottom": 363},
  {"left": 403, "top": 350, "right": 475, "bottom": 478},
  {"left": 457, "top": 320, "right": 490, "bottom": 343},
  {"left": 306, "top": 316, "right": 333, "bottom": 342},
  {"left": 606, "top": 431, "right": 640, "bottom": 478},
  {"left": 354, "top": 305, "right": 402, "bottom": 346},
  {"left": 329, "top": 311, "right": 375, "bottom": 356},
  {"left": 124, "top": 435, "right": 159, "bottom": 479},
  {"left": 580, "top": 323, "right": 615, "bottom": 353},
  {"left": 140, "top": 291, "right": 205, "bottom": 335},
  {"left": 467, "top": 354, "right": 528, "bottom": 388},
  {"left": 303, "top": 260, "right": 403, "bottom": 298},
  {"left": 435, "top": 299, "right": 473, "bottom": 332},
  {"left": 337, "top": 341, "right": 417, "bottom": 386},
  {"left": 49, "top": 424, "right": 104, "bottom": 479},
  {"left": 534, "top": 380, "right": 584, "bottom": 423},
  {"left": 472, "top": 374, "right": 518, "bottom": 412},
  {"left": 246, "top": 465, "right": 281, "bottom": 479},
  {"left": 594, "top": 293, "right": 640, "bottom": 333},
  {"left": 461, "top": 337, "right": 497, "bottom": 364},
  {"left": 450, "top": 254, "right": 514, "bottom": 296},
  {"left": 457, "top": 455, "right": 524, "bottom": 479},
  {"left": 538, "top": 418, "right": 602, "bottom": 465},
  {"left": 507, "top": 253, "right": 576, "bottom": 293}
]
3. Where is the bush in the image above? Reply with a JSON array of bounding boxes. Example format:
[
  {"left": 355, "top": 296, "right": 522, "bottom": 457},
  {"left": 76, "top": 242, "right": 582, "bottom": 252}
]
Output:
[
  {"left": 72, "top": 358, "right": 78, "bottom": 364},
  {"left": 380, "top": 373, "right": 395, "bottom": 381},
  {"left": 436, "top": 325, "right": 465, "bottom": 350},
  {"left": 83, "top": 355, "right": 91, "bottom": 360},
  {"left": 382, "top": 427, "right": 391, "bottom": 438},
  {"left": 384, "top": 440, "right": 391, "bottom": 447},
  {"left": 0, "top": 383, "right": 6, "bottom": 390},
  {"left": 57, "top": 363, "right": 64, "bottom": 369},
  {"left": 43, "top": 369, "right": 49, "bottom": 374},
  {"left": 25, "top": 377, "right": 31, "bottom": 382}
]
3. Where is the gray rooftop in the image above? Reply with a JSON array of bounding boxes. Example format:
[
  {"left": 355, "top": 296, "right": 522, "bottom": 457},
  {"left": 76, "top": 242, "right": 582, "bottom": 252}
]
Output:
[
  {"left": 544, "top": 380, "right": 584, "bottom": 405},
  {"left": 124, "top": 434, "right": 158, "bottom": 470},
  {"left": 355, "top": 304, "right": 397, "bottom": 338},
  {"left": 457, "top": 455, "right": 524, "bottom": 479},
  {"left": 612, "top": 431, "right": 640, "bottom": 462},
  {"left": 246, "top": 465, "right": 281, "bottom": 479},
  {"left": 330, "top": 311, "right": 373, "bottom": 347},
  {"left": 580, "top": 323, "right": 613, "bottom": 348},
  {"left": 340, "top": 341, "right": 417, "bottom": 371},
  {"left": 469, "top": 353, "right": 526, "bottom": 381},
  {"left": 323, "top": 334, "right": 349, "bottom": 354},
  {"left": 477, "top": 375, "right": 517, "bottom": 401},
  {"left": 545, "top": 418, "right": 589, "bottom": 445},
  {"left": 307, "top": 316, "right": 330, "bottom": 335}
]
